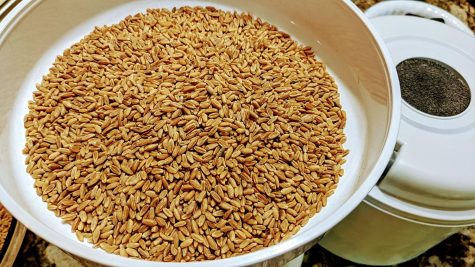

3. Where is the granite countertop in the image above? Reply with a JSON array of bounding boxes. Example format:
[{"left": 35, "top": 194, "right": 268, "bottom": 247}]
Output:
[{"left": 8, "top": 1, "right": 475, "bottom": 267}]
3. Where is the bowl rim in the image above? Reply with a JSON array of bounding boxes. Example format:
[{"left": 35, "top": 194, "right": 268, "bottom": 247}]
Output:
[{"left": 0, "top": 0, "right": 401, "bottom": 266}]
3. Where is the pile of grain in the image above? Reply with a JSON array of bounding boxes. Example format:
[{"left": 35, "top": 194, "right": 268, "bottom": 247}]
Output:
[
  {"left": 0, "top": 204, "right": 13, "bottom": 252},
  {"left": 23, "top": 6, "right": 347, "bottom": 262}
]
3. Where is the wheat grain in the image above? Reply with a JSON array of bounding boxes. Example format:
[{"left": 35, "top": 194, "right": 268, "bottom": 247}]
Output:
[{"left": 24, "top": 6, "right": 347, "bottom": 262}]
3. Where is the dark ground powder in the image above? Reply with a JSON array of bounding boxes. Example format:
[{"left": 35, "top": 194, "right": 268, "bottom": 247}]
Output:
[{"left": 396, "top": 58, "right": 471, "bottom": 117}]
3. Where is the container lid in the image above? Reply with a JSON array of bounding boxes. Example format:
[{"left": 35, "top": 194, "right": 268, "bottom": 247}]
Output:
[{"left": 367, "top": 15, "right": 475, "bottom": 222}]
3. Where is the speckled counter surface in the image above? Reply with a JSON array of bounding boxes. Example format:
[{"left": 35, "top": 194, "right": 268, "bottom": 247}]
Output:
[
  {"left": 353, "top": 0, "right": 475, "bottom": 31},
  {"left": 10, "top": 1, "right": 475, "bottom": 267}
]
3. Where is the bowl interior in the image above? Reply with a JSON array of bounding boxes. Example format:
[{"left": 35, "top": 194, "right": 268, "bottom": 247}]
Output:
[{"left": 0, "top": 0, "right": 396, "bottom": 266}]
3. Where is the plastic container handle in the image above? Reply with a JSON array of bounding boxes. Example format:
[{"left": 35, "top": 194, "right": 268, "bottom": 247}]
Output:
[{"left": 365, "top": 0, "right": 474, "bottom": 36}]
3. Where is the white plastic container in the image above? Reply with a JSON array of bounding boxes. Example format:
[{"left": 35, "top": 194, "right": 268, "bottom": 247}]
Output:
[
  {"left": 321, "top": 3, "right": 475, "bottom": 265},
  {"left": 0, "top": 0, "right": 400, "bottom": 266}
]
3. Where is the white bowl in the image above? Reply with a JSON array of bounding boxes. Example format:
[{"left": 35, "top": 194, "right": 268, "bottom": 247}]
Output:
[{"left": 0, "top": 0, "right": 400, "bottom": 266}]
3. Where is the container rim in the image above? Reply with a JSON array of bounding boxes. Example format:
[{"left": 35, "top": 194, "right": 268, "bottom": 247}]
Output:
[{"left": 367, "top": 187, "right": 475, "bottom": 227}]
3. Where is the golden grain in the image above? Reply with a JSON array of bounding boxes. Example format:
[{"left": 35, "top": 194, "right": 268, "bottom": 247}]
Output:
[{"left": 24, "top": 6, "right": 347, "bottom": 263}]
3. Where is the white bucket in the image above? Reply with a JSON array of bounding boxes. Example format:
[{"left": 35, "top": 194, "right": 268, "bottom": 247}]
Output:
[
  {"left": 0, "top": 0, "right": 400, "bottom": 266},
  {"left": 321, "top": 2, "right": 475, "bottom": 265}
]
